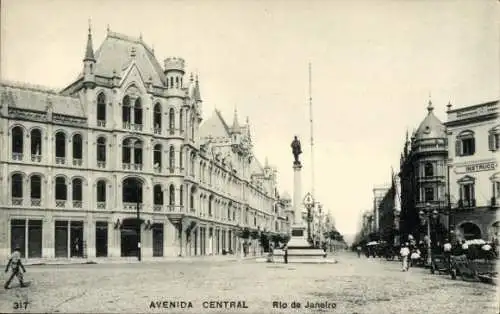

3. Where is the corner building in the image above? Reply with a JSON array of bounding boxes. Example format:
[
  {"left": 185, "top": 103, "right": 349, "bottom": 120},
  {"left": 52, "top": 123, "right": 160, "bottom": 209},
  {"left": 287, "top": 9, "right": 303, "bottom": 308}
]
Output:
[{"left": 0, "top": 30, "right": 288, "bottom": 260}]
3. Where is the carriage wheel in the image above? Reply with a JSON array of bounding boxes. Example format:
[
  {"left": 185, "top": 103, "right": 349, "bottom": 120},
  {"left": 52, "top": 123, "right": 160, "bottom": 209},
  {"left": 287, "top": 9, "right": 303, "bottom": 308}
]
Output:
[
  {"left": 450, "top": 268, "right": 457, "bottom": 280},
  {"left": 430, "top": 265, "right": 435, "bottom": 274}
]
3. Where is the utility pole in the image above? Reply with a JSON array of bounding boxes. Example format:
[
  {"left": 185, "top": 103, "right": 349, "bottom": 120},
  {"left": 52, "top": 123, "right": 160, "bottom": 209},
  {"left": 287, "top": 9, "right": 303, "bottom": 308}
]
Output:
[{"left": 136, "top": 185, "right": 141, "bottom": 261}]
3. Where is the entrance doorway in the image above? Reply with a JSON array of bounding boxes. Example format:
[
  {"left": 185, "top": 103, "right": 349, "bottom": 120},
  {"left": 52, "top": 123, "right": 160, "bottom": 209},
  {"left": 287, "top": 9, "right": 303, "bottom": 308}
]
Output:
[
  {"left": 152, "top": 223, "right": 164, "bottom": 257},
  {"left": 460, "top": 222, "right": 482, "bottom": 240},
  {"left": 120, "top": 218, "right": 142, "bottom": 257},
  {"left": 96, "top": 221, "right": 108, "bottom": 257}
]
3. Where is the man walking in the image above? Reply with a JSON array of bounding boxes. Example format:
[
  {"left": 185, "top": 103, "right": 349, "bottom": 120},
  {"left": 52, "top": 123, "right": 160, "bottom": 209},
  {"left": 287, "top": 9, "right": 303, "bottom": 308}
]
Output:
[
  {"left": 400, "top": 242, "right": 410, "bottom": 272},
  {"left": 4, "top": 246, "right": 27, "bottom": 289}
]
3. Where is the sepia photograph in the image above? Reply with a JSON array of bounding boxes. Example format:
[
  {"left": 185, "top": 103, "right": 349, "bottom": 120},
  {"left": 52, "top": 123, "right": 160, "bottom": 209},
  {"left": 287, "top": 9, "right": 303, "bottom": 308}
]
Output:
[{"left": 0, "top": 0, "right": 498, "bottom": 313}]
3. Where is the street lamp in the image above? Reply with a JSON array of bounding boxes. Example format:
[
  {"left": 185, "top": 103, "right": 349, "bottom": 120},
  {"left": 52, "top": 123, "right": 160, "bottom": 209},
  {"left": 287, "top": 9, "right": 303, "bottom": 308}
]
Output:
[
  {"left": 419, "top": 202, "right": 438, "bottom": 266},
  {"left": 135, "top": 184, "right": 142, "bottom": 262}
]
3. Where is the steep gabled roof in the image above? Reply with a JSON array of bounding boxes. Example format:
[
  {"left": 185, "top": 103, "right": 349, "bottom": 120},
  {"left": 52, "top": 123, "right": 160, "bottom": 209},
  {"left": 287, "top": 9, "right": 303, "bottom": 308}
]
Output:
[{"left": 199, "top": 109, "right": 231, "bottom": 139}]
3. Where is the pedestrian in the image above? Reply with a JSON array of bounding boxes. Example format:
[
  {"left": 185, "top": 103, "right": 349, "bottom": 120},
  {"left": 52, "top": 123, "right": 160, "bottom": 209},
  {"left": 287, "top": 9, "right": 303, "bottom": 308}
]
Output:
[
  {"left": 4, "top": 246, "right": 27, "bottom": 289},
  {"left": 400, "top": 242, "right": 410, "bottom": 272},
  {"left": 356, "top": 245, "right": 362, "bottom": 258},
  {"left": 410, "top": 247, "right": 421, "bottom": 267},
  {"left": 283, "top": 243, "right": 288, "bottom": 264},
  {"left": 443, "top": 238, "right": 452, "bottom": 266}
]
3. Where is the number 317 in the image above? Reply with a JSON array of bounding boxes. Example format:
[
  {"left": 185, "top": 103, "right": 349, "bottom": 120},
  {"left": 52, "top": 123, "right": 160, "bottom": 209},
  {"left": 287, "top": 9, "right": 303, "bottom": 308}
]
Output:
[{"left": 13, "top": 301, "right": 29, "bottom": 310}]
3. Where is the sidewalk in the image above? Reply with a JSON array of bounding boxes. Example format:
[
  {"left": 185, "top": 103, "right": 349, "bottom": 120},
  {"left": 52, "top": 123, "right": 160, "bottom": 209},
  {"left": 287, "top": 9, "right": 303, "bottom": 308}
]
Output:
[{"left": 12, "top": 254, "right": 261, "bottom": 267}]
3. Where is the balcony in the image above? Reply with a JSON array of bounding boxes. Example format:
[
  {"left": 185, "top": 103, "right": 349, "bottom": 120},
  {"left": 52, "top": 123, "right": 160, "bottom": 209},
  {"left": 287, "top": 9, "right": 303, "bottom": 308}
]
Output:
[
  {"left": 12, "top": 153, "right": 23, "bottom": 161},
  {"left": 31, "top": 198, "right": 41, "bottom": 206},
  {"left": 153, "top": 204, "right": 163, "bottom": 211},
  {"left": 167, "top": 205, "right": 183, "bottom": 212},
  {"left": 12, "top": 198, "right": 23, "bottom": 206},
  {"left": 154, "top": 127, "right": 161, "bottom": 135},
  {"left": 134, "top": 124, "right": 143, "bottom": 132},
  {"left": 55, "top": 200, "right": 66, "bottom": 207},
  {"left": 31, "top": 154, "right": 41, "bottom": 162},
  {"left": 96, "top": 202, "right": 106, "bottom": 209},
  {"left": 123, "top": 202, "right": 142, "bottom": 210},
  {"left": 97, "top": 120, "right": 106, "bottom": 127},
  {"left": 122, "top": 163, "right": 131, "bottom": 170},
  {"left": 133, "top": 164, "right": 143, "bottom": 171},
  {"left": 458, "top": 199, "right": 476, "bottom": 209},
  {"left": 73, "top": 200, "right": 83, "bottom": 208},
  {"left": 123, "top": 122, "right": 131, "bottom": 130},
  {"left": 97, "top": 161, "right": 106, "bottom": 168},
  {"left": 73, "top": 159, "right": 83, "bottom": 166},
  {"left": 153, "top": 166, "right": 161, "bottom": 173},
  {"left": 55, "top": 157, "right": 66, "bottom": 164}
]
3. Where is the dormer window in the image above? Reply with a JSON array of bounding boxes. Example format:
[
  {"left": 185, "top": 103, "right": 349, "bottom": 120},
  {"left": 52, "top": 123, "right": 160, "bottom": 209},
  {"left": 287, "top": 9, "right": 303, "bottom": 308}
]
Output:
[{"left": 455, "top": 130, "right": 475, "bottom": 157}]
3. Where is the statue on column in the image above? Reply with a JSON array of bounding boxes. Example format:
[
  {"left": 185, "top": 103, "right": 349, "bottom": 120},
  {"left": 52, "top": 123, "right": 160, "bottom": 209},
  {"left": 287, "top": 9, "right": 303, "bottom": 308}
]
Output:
[{"left": 291, "top": 136, "right": 302, "bottom": 165}]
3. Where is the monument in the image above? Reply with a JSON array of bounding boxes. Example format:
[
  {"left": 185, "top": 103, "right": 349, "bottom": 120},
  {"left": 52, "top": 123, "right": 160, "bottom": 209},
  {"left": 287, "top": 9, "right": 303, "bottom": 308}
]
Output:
[{"left": 272, "top": 136, "right": 335, "bottom": 263}]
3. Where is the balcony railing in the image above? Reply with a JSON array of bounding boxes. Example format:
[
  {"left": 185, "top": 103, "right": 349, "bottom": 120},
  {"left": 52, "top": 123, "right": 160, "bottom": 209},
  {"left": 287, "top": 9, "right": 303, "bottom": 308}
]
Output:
[
  {"left": 134, "top": 124, "right": 143, "bottom": 131},
  {"left": 458, "top": 199, "right": 476, "bottom": 209},
  {"left": 12, "top": 198, "right": 23, "bottom": 206},
  {"left": 154, "top": 127, "right": 161, "bottom": 134},
  {"left": 97, "top": 161, "right": 106, "bottom": 168},
  {"left": 133, "top": 164, "right": 143, "bottom": 171},
  {"left": 73, "top": 200, "right": 83, "bottom": 208},
  {"left": 123, "top": 122, "right": 131, "bottom": 129},
  {"left": 55, "top": 200, "right": 66, "bottom": 207},
  {"left": 97, "top": 120, "right": 106, "bottom": 127},
  {"left": 31, "top": 198, "right": 41, "bottom": 206},
  {"left": 122, "top": 163, "right": 131, "bottom": 170},
  {"left": 153, "top": 166, "right": 161, "bottom": 173},
  {"left": 167, "top": 205, "right": 184, "bottom": 212},
  {"left": 73, "top": 159, "right": 83, "bottom": 166},
  {"left": 12, "top": 153, "right": 23, "bottom": 161},
  {"left": 31, "top": 154, "right": 41, "bottom": 162},
  {"left": 55, "top": 157, "right": 65, "bottom": 164},
  {"left": 96, "top": 202, "right": 106, "bottom": 209},
  {"left": 153, "top": 204, "right": 163, "bottom": 211},
  {"left": 123, "top": 202, "right": 142, "bottom": 210}
]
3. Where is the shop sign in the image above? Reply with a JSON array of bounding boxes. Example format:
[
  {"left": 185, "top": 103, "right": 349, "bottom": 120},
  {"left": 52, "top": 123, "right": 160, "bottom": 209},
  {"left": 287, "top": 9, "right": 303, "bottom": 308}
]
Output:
[{"left": 455, "top": 161, "right": 497, "bottom": 174}]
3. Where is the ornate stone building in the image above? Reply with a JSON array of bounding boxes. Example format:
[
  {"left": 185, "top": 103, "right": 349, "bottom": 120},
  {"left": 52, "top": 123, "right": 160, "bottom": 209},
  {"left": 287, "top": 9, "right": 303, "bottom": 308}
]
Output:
[{"left": 0, "top": 28, "right": 289, "bottom": 260}]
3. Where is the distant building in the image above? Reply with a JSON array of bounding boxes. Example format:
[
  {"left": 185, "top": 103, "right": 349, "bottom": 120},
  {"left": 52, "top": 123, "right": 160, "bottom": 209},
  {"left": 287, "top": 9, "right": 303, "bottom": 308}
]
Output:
[
  {"left": 445, "top": 100, "right": 499, "bottom": 241},
  {"left": 373, "top": 185, "right": 390, "bottom": 234},
  {"left": 0, "top": 28, "right": 289, "bottom": 261}
]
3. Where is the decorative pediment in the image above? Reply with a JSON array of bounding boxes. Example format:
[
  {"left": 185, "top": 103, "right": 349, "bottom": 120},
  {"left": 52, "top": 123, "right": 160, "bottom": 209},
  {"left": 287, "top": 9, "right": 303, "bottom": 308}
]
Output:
[{"left": 457, "top": 175, "right": 475, "bottom": 184}]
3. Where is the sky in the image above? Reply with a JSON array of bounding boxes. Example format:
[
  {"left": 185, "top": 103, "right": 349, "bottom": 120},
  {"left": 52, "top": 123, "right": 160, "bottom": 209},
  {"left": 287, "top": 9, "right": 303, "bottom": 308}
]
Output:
[{"left": 1, "top": 0, "right": 499, "bottom": 237}]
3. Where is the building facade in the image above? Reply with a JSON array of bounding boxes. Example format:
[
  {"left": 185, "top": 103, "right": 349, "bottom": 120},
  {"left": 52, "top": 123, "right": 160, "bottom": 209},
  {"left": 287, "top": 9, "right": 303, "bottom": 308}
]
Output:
[
  {"left": 0, "top": 29, "right": 289, "bottom": 261},
  {"left": 445, "top": 100, "right": 499, "bottom": 242}
]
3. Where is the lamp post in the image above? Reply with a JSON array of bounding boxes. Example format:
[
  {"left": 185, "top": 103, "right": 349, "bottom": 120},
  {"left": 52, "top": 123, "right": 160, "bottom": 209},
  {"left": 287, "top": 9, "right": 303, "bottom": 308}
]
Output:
[
  {"left": 419, "top": 202, "right": 438, "bottom": 266},
  {"left": 136, "top": 185, "right": 142, "bottom": 262}
]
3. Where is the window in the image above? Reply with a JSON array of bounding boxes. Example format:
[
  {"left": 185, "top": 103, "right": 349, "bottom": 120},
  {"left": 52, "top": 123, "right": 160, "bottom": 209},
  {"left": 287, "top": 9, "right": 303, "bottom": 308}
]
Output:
[
  {"left": 55, "top": 177, "right": 67, "bottom": 200},
  {"left": 72, "top": 178, "right": 83, "bottom": 206},
  {"left": 11, "top": 126, "right": 23, "bottom": 155},
  {"left": 179, "top": 150, "right": 183, "bottom": 169},
  {"left": 227, "top": 205, "right": 231, "bottom": 221},
  {"left": 134, "top": 141, "right": 143, "bottom": 165},
  {"left": 30, "top": 129, "right": 42, "bottom": 156},
  {"left": 459, "top": 180, "right": 475, "bottom": 208},
  {"left": 134, "top": 98, "right": 142, "bottom": 126},
  {"left": 489, "top": 127, "right": 500, "bottom": 151},
  {"left": 169, "top": 146, "right": 175, "bottom": 170},
  {"left": 179, "top": 109, "right": 184, "bottom": 132},
  {"left": 55, "top": 132, "right": 66, "bottom": 158},
  {"left": 122, "top": 178, "right": 142, "bottom": 204},
  {"left": 154, "top": 185, "right": 163, "bottom": 205},
  {"left": 190, "top": 186, "right": 195, "bottom": 210},
  {"left": 169, "top": 108, "right": 175, "bottom": 131},
  {"left": 72, "top": 134, "right": 83, "bottom": 159},
  {"left": 30, "top": 175, "right": 41, "bottom": 200},
  {"left": 153, "top": 103, "right": 161, "bottom": 132},
  {"left": 122, "top": 139, "right": 132, "bottom": 163},
  {"left": 153, "top": 144, "right": 162, "bottom": 170},
  {"left": 122, "top": 96, "right": 131, "bottom": 126},
  {"left": 455, "top": 131, "right": 475, "bottom": 157},
  {"left": 97, "top": 137, "right": 106, "bottom": 163},
  {"left": 169, "top": 185, "right": 175, "bottom": 206},
  {"left": 424, "top": 163, "right": 434, "bottom": 177},
  {"left": 179, "top": 185, "right": 184, "bottom": 206},
  {"left": 96, "top": 180, "right": 106, "bottom": 202},
  {"left": 97, "top": 92, "right": 106, "bottom": 124},
  {"left": 208, "top": 195, "right": 213, "bottom": 216},
  {"left": 11, "top": 174, "right": 23, "bottom": 198}
]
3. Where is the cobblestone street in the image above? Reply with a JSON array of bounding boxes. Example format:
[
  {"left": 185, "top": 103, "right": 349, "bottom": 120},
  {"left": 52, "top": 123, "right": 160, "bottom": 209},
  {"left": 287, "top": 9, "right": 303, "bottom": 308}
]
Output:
[{"left": 1, "top": 252, "right": 497, "bottom": 314}]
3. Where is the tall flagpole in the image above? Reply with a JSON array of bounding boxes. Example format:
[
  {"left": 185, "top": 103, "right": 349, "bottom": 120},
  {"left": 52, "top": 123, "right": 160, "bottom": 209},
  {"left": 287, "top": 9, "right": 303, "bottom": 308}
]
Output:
[{"left": 309, "top": 63, "right": 315, "bottom": 210}]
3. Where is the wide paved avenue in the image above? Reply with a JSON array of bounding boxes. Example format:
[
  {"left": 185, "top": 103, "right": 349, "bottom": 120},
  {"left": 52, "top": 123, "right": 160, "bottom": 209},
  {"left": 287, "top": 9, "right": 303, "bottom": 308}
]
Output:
[{"left": 1, "top": 253, "right": 497, "bottom": 314}]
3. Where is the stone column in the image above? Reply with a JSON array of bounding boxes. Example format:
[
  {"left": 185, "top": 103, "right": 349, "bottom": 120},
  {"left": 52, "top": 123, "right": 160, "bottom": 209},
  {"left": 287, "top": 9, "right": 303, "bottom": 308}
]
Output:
[{"left": 293, "top": 163, "right": 303, "bottom": 225}]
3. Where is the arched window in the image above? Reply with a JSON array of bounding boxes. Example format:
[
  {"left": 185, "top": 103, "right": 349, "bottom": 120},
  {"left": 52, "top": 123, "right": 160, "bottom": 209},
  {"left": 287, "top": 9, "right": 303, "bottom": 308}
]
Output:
[
  {"left": 190, "top": 154, "right": 195, "bottom": 176},
  {"left": 169, "top": 184, "right": 175, "bottom": 206},
  {"left": 122, "top": 96, "right": 131, "bottom": 127},
  {"left": 55, "top": 132, "right": 66, "bottom": 163},
  {"left": 122, "top": 138, "right": 132, "bottom": 164},
  {"left": 456, "top": 130, "right": 475, "bottom": 157},
  {"left": 72, "top": 178, "right": 83, "bottom": 207},
  {"left": 424, "top": 163, "right": 434, "bottom": 177},
  {"left": 96, "top": 180, "right": 106, "bottom": 203},
  {"left": 134, "top": 98, "right": 142, "bottom": 127},
  {"left": 30, "top": 175, "right": 41, "bottom": 205},
  {"left": 11, "top": 126, "right": 23, "bottom": 157},
  {"left": 179, "top": 109, "right": 184, "bottom": 132},
  {"left": 153, "top": 103, "right": 162, "bottom": 133},
  {"left": 170, "top": 77, "right": 174, "bottom": 88},
  {"left": 169, "top": 146, "right": 175, "bottom": 171},
  {"left": 97, "top": 92, "right": 106, "bottom": 125},
  {"left": 134, "top": 140, "right": 143, "bottom": 166},
  {"left": 175, "top": 77, "right": 179, "bottom": 88},
  {"left": 11, "top": 173, "right": 23, "bottom": 199},
  {"left": 30, "top": 129, "right": 42, "bottom": 159},
  {"left": 179, "top": 149, "right": 184, "bottom": 169},
  {"left": 97, "top": 137, "right": 106, "bottom": 165},
  {"left": 122, "top": 177, "right": 143, "bottom": 204},
  {"left": 154, "top": 185, "right": 163, "bottom": 205},
  {"left": 55, "top": 177, "right": 67, "bottom": 201},
  {"left": 72, "top": 134, "right": 83, "bottom": 160},
  {"left": 190, "top": 186, "right": 196, "bottom": 210},
  {"left": 179, "top": 185, "right": 184, "bottom": 206},
  {"left": 169, "top": 108, "right": 175, "bottom": 132},
  {"left": 153, "top": 144, "right": 162, "bottom": 170},
  {"left": 227, "top": 204, "right": 231, "bottom": 221}
]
